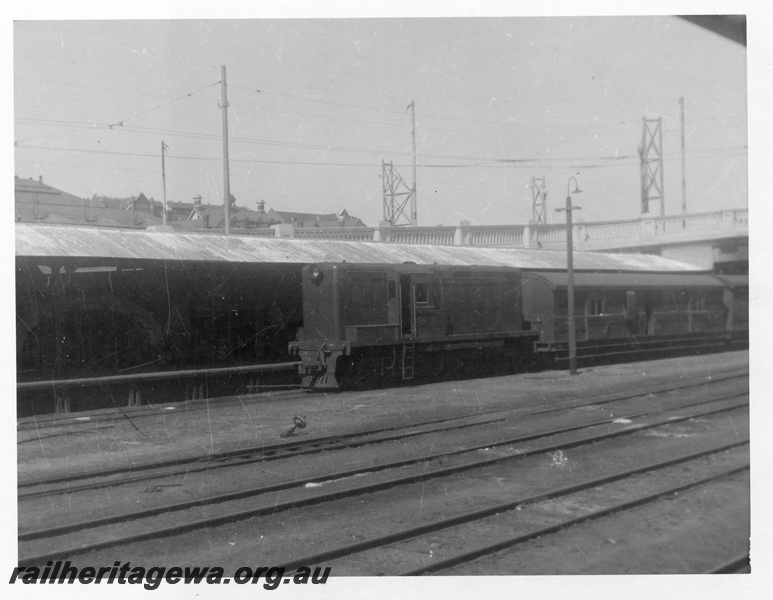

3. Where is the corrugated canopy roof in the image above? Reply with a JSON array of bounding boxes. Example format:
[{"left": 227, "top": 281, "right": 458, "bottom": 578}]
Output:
[
  {"left": 15, "top": 224, "right": 705, "bottom": 273},
  {"left": 522, "top": 271, "right": 727, "bottom": 289}
]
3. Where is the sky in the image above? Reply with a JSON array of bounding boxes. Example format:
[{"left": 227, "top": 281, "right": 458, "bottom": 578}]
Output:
[{"left": 12, "top": 10, "right": 749, "bottom": 228}]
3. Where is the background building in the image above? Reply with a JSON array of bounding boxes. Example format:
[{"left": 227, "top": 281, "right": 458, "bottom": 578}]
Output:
[{"left": 14, "top": 176, "right": 367, "bottom": 232}]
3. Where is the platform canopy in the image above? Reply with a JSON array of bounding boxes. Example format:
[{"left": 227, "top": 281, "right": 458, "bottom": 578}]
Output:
[
  {"left": 16, "top": 224, "right": 705, "bottom": 273},
  {"left": 522, "top": 270, "right": 727, "bottom": 290}
]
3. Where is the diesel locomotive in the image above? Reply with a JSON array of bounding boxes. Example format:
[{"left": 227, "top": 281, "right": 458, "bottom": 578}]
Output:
[{"left": 288, "top": 263, "right": 540, "bottom": 388}]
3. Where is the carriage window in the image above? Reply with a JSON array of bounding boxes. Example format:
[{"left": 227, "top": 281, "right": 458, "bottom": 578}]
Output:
[
  {"left": 626, "top": 291, "right": 637, "bottom": 315},
  {"left": 688, "top": 296, "right": 704, "bottom": 311},
  {"left": 587, "top": 297, "right": 606, "bottom": 315}
]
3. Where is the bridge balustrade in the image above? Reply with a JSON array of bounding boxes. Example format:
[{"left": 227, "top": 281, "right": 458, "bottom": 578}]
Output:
[
  {"left": 292, "top": 227, "right": 376, "bottom": 241},
  {"left": 380, "top": 226, "right": 457, "bottom": 246},
  {"left": 260, "top": 208, "right": 746, "bottom": 252},
  {"left": 466, "top": 225, "right": 525, "bottom": 247},
  {"left": 531, "top": 224, "right": 575, "bottom": 247},
  {"left": 581, "top": 220, "right": 641, "bottom": 241}
]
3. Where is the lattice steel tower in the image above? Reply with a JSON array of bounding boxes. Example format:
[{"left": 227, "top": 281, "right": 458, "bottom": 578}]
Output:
[
  {"left": 382, "top": 161, "right": 414, "bottom": 226},
  {"left": 381, "top": 101, "right": 418, "bottom": 227},
  {"left": 530, "top": 176, "right": 548, "bottom": 224},
  {"left": 639, "top": 117, "right": 665, "bottom": 216}
]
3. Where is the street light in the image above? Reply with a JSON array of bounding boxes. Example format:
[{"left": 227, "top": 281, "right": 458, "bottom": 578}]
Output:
[{"left": 556, "top": 176, "right": 582, "bottom": 375}]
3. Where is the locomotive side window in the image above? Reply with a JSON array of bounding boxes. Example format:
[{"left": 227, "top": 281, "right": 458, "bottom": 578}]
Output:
[{"left": 415, "top": 282, "right": 429, "bottom": 305}]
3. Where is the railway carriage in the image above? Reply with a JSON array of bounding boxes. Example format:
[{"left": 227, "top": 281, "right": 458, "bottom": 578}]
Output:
[
  {"left": 521, "top": 270, "right": 746, "bottom": 362},
  {"left": 714, "top": 274, "right": 749, "bottom": 332}
]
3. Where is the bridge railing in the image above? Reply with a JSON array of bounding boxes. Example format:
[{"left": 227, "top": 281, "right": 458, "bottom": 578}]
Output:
[
  {"left": 651, "top": 210, "right": 747, "bottom": 236},
  {"left": 579, "top": 220, "right": 642, "bottom": 241},
  {"left": 260, "top": 208, "right": 747, "bottom": 250},
  {"left": 378, "top": 226, "right": 457, "bottom": 246},
  {"left": 292, "top": 226, "right": 376, "bottom": 241},
  {"left": 530, "top": 224, "right": 577, "bottom": 246},
  {"left": 465, "top": 225, "right": 526, "bottom": 247}
]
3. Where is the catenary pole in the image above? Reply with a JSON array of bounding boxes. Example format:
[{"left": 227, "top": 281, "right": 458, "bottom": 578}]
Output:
[
  {"left": 161, "top": 141, "right": 168, "bottom": 226},
  {"left": 221, "top": 65, "right": 231, "bottom": 235},
  {"left": 409, "top": 100, "right": 417, "bottom": 227},
  {"left": 680, "top": 97, "right": 687, "bottom": 214}
]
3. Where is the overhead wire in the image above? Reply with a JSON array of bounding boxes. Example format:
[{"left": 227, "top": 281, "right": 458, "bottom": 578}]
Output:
[
  {"left": 107, "top": 81, "right": 220, "bottom": 127},
  {"left": 15, "top": 141, "right": 746, "bottom": 173},
  {"left": 17, "top": 117, "right": 747, "bottom": 168},
  {"left": 16, "top": 73, "right": 747, "bottom": 174},
  {"left": 228, "top": 82, "right": 648, "bottom": 132},
  {"left": 17, "top": 116, "right": 746, "bottom": 172}
]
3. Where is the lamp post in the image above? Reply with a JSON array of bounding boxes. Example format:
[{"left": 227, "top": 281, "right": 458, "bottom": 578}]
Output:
[{"left": 556, "top": 176, "right": 582, "bottom": 375}]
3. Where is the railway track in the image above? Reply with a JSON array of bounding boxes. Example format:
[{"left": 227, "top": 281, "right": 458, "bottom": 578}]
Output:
[
  {"left": 18, "top": 367, "right": 747, "bottom": 503},
  {"left": 402, "top": 458, "right": 748, "bottom": 575},
  {"left": 18, "top": 411, "right": 512, "bottom": 499},
  {"left": 16, "top": 388, "right": 307, "bottom": 434},
  {"left": 281, "top": 443, "right": 748, "bottom": 575},
  {"left": 18, "top": 383, "right": 748, "bottom": 567}
]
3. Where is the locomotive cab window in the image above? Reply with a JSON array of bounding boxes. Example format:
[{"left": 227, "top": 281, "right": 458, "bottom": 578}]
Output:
[{"left": 414, "top": 282, "right": 430, "bottom": 305}]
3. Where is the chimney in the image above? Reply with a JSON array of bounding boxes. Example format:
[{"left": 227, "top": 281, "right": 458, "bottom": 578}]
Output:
[
  {"left": 256, "top": 199, "right": 266, "bottom": 214},
  {"left": 38, "top": 175, "right": 43, "bottom": 183},
  {"left": 193, "top": 195, "right": 202, "bottom": 207}
]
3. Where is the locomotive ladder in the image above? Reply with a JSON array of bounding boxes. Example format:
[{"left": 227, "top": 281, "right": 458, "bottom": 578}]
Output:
[{"left": 402, "top": 343, "right": 415, "bottom": 380}]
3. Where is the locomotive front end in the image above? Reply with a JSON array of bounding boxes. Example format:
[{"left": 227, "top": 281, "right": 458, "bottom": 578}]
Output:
[{"left": 288, "top": 264, "right": 350, "bottom": 388}]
